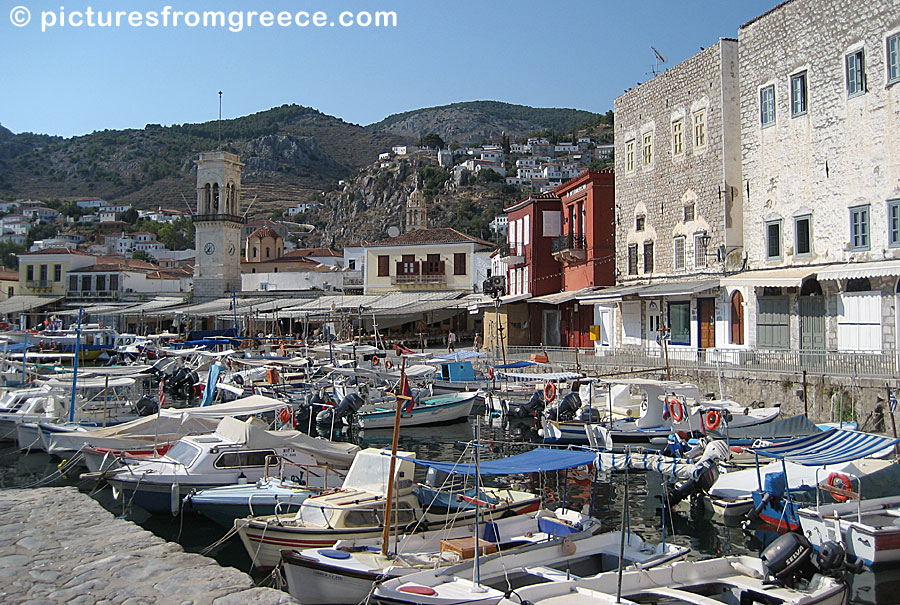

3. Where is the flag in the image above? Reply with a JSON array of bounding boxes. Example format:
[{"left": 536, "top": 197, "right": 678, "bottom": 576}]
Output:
[
  {"left": 158, "top": 378, "right": 166, "bottom": 408},
  {"left": 402, "top": 375, "right": 414, "bottom": 413},
  {"left": 890, "top": 391, "right": 898, "bottom": 414}
]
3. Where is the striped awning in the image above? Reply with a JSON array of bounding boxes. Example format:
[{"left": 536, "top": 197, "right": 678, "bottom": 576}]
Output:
[
  {"left": 749, "top": 428, "right": 898, "bottom": 465},
  {"left": 497, "top": 371, "right": 583, "bottom": 382}
]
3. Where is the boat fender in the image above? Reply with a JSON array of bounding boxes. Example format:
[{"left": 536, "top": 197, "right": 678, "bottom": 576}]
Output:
[
  {"left": 560, "top": 536, "right": 576, "bottom": 556},
  {"left": 170, "top": 482, "right": 180, "bottom": 517}
]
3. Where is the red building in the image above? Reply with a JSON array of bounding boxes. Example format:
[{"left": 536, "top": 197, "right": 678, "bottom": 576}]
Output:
[{"left": 529, "top": 170, "right": 616, "bottom": 347}]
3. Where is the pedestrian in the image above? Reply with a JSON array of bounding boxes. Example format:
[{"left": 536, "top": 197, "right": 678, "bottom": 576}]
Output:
[
  {"left": 473, "top": 333, "right": 482, "bottom": 352},
  {"left": 447, "top": 330, "right": 457, "bottom": 352}
]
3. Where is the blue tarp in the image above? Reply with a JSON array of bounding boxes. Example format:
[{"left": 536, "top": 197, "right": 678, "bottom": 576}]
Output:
[
  {"left": 395, "top": 447, "right": 596, "bottom": 476},
  {"left": 2, "top": 343, "right": 32, "bottom": 352},
  {"left": 492, "top": 361, "right": 536, "bottom": 369},
  {"left": 180, "top": 338, "right": 242, "bottom": 347},
  {"left": 749, "top": 428, "right": 899, "bottom": 466},
  {"left": 200, "top": 363, "right": 222, "bottom": 407},
  {"left": 187, "top": 328, "right": 239, "bottom": 341}
]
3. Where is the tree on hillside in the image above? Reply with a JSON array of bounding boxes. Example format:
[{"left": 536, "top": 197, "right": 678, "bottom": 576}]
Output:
[
  {"left": 131, "top": 250, "right": 156, "bottom": 263},
  {"left": 118, "top": 207, "right": 138, "bottom": 224},
  {"left": 0, "top": 242, "right": 25, "bottom": 269},
  {"left": 418, "top": 133, "right": 445, "bottom": 149},
  {"left": 59, "top": 202, "right": 86, "bottom": 219},
  {"left": 26, "top": 223, "right": 56, "bottom": 246}
]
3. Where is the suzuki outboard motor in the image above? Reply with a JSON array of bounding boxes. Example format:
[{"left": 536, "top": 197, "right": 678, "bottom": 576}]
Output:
[
  {"left": 508, "top": 391, "right": 545, "bottom": 418},
  {"left": 546, "top": 392, "right": 581, "bottom": 421}
]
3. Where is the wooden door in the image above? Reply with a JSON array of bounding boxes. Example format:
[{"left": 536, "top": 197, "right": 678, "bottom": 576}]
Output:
[{"left": 698, "top": 298, "right": 716, "bottom": 349}]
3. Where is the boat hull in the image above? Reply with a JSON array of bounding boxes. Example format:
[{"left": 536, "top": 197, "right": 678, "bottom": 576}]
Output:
[
  {"left": 356, "top": 395, "right": 475, "bottom": 430},
  {"left": 282, "top": 549, "right": 394, "bottom": 605},
  {"left": 799, "top": 495, "right": 900, "bottom": 566}
]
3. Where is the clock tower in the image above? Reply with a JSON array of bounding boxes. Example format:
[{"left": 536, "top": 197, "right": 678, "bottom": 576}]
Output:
[{"left": 193, "top": 151, "right": 244, "bottom": 301}]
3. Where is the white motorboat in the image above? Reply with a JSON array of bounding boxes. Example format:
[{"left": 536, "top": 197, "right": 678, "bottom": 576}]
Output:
[
  {"left": 799, "top": 494, "right": 900, "bottom": 567},
  {"left": 356, "top": 392, "right": 477, "bottom": 430},
  {"left": 0, "top": 385, "right": 63, "bottom": 442}
]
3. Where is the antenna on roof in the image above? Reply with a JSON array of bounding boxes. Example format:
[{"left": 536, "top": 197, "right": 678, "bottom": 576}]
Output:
[
  {"left": 650, "top": 46, "right": 666, "bottom": 75},
  {"left": 242, "top": 195, "right": 258, "bottom": 220},
  {"left": 180, "top": 193, "right": 195, "bottom": 216},
  {"left": 217, "top": 91, "right": 223, "bottom": 149}
]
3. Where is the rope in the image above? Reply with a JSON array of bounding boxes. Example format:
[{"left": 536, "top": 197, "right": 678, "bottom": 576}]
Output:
[
  {"left": 200, "top": 525, "right": 240, "bottom": 557},
  {"left": 16, "top": 451, "right": 84, "bottom": 489}
]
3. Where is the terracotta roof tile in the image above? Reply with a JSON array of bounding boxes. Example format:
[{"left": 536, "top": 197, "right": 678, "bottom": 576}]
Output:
[
  {"left": 369, "top": 228, "right": 494, "bottom": 248},
  {"left": 247, "top": 226, "right": 282, "bottom": 240},
  {"left": 20, "top": 247, "right": 91, "bottom": 256}
]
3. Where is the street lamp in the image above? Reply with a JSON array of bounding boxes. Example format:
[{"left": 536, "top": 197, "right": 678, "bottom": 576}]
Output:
[{"left": 698, "top": 231, "right": 725, "bottom": 263}]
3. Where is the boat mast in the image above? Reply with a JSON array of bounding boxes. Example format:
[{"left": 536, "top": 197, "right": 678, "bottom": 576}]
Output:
[
  {"left": 68, "top": 307, "right": 84, "bottom": 423},
  {"left": 381, "top": 357, "right": 408, "bottom": 557}
]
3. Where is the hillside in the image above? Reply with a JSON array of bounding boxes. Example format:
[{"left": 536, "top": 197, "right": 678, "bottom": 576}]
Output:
[
  {"left": 0, "top": 105, "right": 406, "bottom": 211},
  {"left": 368, "top": 101, "right": 602, "bottom": 144}
]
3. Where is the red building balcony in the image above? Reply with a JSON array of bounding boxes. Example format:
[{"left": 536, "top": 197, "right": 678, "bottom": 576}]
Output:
[
  {"left": 551, "top": 234, "right": 586, "bottom": 263},
  {"left": 498, "top": 243, "right": 525, "bottom": 265}
]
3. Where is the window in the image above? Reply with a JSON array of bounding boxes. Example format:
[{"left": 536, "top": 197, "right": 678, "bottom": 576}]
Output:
[
  {"left": 795, "top": 215, "right": 812, "bottom": 256},
  {"left": 348, "top": 259, "right": 356, "bottom": 270},
  {"left": 673, "top": 236, "right": 685, "bottom": 270},
  {"left": 760, "top": 85, "right": 776, "bottom": 127},
  {"left": 377, "top": 255, "right": 389, "bottom": 277},
  {"left": 642, "top": 132, "right": 653, "bottom": 167},
  {"left": 888, "top": 200, "right": 900, "bottom": 247},
  {"left": 252, "top": 247, "right": 257, "bottom": 258},
  {"left": 643, "top": 241, "right": 654, "bottom": 274},
  {"left": 672, "top": 119, "right": 684, "bottom": 156},
  {"left": 668, "top": 302, "right": 691, "bottom": 345},
  {"left": 96, "top": 275, "right": 106, "bottom": 291},
  {"left": 26, "top": 265, "right": 33, "bottom": 281},
  {"left": 694, "top": 234, "right": 707, "bottom": 269},
  {"left": 214, "top": 450, "right": 276, "bottom": 469},
  {"left": 683, "top": 204, "right": 694, "bottom": 222},
  {"left": 791, "top": 72, "right": 808, "bottom": 117},
  {"left": 635, "top": 216, "right": 645, "bottom": 232},
  {"left": 889, "top": 34, "right": 900, "bottom": 85},
  {"left": 625, "top": 139, "right": 635, "bottom": 172},
  {"left": 766, "top": 220, "right": 782, "bottom": 259},
  {"left": 693, "top": 110, "right": 706, "bottom": 148},
  {"left": 426, "top": 253, "right": 440, "bottom": 274},
  {"left": 81, "top": 275, "right": 91, "bottom": 291},
  {"left": 453, "top": 253, "right": 466, "bottom": 275},
  {"left": 6, "top": 287, "right": 12, "bottom": 298},
  {"left": 850, "top": 205, "right": 870, "bottom": 250},
  {"left": 846, "top": 49, "right": 866, "bottom": 97},
  {"left": 265, "top": 247, "right": 270, "bottom": 258},
  {"left": 730, "top": 291, "right": 744, "bottom": 345},
  {"left": 401, "top": 254, "right": 416, "bottom": 275},
  {"left": 53, "top": 264, "right": 61, "bottom": 282},
  {"left": 627, "top": 245, "right": 638, "bottom": 275},
  {"left": 109, "top": 275, "right": 118, "bottom": 291},
  {"left": 39, "top": 265, "right": 47, "bottom": 281}
]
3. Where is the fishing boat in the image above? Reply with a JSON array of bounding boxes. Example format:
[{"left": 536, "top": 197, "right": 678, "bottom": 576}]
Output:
[
  {"left": 184, "top": 476, "right": 318, "bottom": 527},
  {"left": 234, "top": 448, "right": 542, "bottom": 570},
  {"left": 356, "top": 392, "right": 477, "bottom": 430},
  {"left": 492, "top": 533, "right": 851, "bottom": 605},
  {"left": 0, "top": 385, "right": 64, "bottom": 442}
]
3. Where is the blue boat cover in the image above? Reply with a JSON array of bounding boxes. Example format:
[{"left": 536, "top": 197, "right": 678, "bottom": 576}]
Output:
[
  {"left": 396, "top": 448, "right": 596, "bottom": 476},
  {"left": 427, "top": 350, "right": 485, "bottom": 364},
  {"left": 492, "top": 361, "right": 536, "bottom": 369},
  {"left": 749, "top": 428, "right": 899, "bottom": 465}
]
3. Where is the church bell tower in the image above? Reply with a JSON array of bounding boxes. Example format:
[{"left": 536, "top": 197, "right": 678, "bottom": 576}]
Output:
[{"left": 193, "top": 151, "right": 244, "bottom": 300}]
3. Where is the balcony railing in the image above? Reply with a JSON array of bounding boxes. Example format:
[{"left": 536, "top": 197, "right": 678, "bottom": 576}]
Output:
[
  {"left": 26, "top": 280, "right": 51, "bottom": 289},
  {"left": 67, "top": 290, "right": 119, "bottom": 300},
  {"left": 392, "top": 273, "right": 447, "bottom": 286},
  {"left": 343, "top": 270, "right": 363, "bottom": 286},
  {"left": 499, "top": 243, "right": 525, "bottom": 264},
  {"left": 192, "top": 214, "right": 246, "bottom": 224},
  {"left": 551, "top": 234, "right": 587, "bottom": 262}
]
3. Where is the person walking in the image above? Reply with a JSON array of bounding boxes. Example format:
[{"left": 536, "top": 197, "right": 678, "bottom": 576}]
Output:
[
  {"left": 473, "top": 333, "right": 482, "bottom": 352},
  {"left": 447, "top": 330, "right": 457, "bottom": 352}
]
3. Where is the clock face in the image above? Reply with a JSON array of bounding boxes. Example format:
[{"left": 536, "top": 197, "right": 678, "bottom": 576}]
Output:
[
  {"left": 228, "top": 244, "right": 236, "bottom": 256},
  {"left": 204, "top": 242, "right": 215, "bottom": 255}
]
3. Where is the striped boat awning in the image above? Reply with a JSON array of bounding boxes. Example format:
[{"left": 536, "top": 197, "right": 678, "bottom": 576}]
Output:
[
  {"left": 497, "top": 371, "right": 583, "bottom": 382},
  {"left": 749, "top": 428, "right": 898, "bottom": 465}
]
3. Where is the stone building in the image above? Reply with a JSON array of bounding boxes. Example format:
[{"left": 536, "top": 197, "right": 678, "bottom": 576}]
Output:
[
  {"left": 592, "top": 39, "right": 742, "bottom": 352},
  {"left": 733, "top": 0, "right": 900, "bottom": 353}
]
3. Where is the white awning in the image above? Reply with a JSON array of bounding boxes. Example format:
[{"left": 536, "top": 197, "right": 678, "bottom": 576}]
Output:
[
  {"left": 0, "top": 296, "right": 63, "bottom": 315},
  {"left": 158, "top": 394, "right": 286, "bottom": 419},
  {"left": 528, "top": 288, "right": 594, "bottom": 305},
  {"left": 498, "top": 293, "right": 531, "bottom": 304},
  {"left": 816, "top": 260, "right": 900, "bottom": 281},
  {"left": 578, "top": 284, "right": 645, "bottom": 303},
  {"left": 637, "top": 278, "right": 720, "bottom": 298},
  {"left": 720, "top": 267, "right": 818, "bottom": 287}
]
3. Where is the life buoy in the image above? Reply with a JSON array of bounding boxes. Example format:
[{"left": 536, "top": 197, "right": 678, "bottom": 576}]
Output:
[
  {"left": 371, "top": 355, "right": 380, "bottom": 366},
  {"left": 278, "top": 407, "right": 292, "bottom": 425},
  {"left": 544, "top": 382, "right": 557, "bottom": 402},
  {"left": 827, "top": 472, "right": 854, "bottom": 502},
  {"left": 704, "top": 410, "right": 722, "bottom": 431},
  {"left": 666, "top": 397, "right": 685, "bottom": 423},
  {"left": 488, "top": 368, "right": 494, "bottom": 380},
  {"left": 279, "top": 344, "right": 286, "bottom": 356},
  {"left": 384, "top": 359, "right": 393, "bottom": 370}
]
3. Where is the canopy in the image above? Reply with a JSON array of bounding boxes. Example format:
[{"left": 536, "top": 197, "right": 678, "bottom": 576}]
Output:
[
  {"left": 708, "top": 413, "right": 820, "bottom": 441},
  {"left": 497, "top": 371, "right": 583, "bottom": 382},
  {"left": 396, "top": 447, "right": 596, "bottom": 476},
  {"left": 720, "top": 267, "right": 817, "bottom": 288},
  {"left": 0, "top": 295, "right": 63, "bottom": 315},
  {"left": 159, "top": 394, "right": 286, "bottom": 419},
  {"left": 816, "top": 260, "right": 900, "bottom": 281},
  {"left": 493, "top": 361, "right": 536, "bottom": 369},
  {"left": 749, "top": 428, "right": 899, "bottom": 465},
  {"left": 426, "top": 350, "right": 484, "bottom": 364}
]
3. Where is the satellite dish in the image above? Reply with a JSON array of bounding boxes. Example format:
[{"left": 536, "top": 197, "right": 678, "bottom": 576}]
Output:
[{"left": 387, "top": 226, "right": 400, "bottom": 238}]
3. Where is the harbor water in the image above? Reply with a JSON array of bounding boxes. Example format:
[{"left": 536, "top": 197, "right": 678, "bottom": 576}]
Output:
[{"left": 1, "top": 415, "right": 898, "bottom": 604}]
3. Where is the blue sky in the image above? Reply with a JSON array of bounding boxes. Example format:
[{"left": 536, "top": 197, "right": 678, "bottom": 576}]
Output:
[{"left": 0, "top": 0, "right": 779, "bottom": 137}]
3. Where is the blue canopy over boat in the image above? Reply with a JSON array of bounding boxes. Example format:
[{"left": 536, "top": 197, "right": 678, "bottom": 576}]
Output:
[
  {"left": 492, "top": 361, "right": 536, "bottom": 369},
  {"left": 749, "top": 428, "right": 898, "bottom": 465},
  {"left": 395, "top": 447, "right": 596, "bottom": 476}
]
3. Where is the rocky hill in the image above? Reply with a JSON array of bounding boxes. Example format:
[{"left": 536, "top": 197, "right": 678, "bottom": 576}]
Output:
[{"left": 367, "top": 101, "right": 603, "bottom": 144}]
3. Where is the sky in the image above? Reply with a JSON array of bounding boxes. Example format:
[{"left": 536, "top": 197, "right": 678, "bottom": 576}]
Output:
[{"left": 0, "top": 0, "right": 781, "bottom": 138}]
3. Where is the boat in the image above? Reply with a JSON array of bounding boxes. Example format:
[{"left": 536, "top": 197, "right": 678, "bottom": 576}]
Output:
[
  {"left": 234, "top": 448, "right": 543, "bottom": 570},
  {"left": 184, "top": 476, "right": 318, "bottom": 527},
  {"left": 101, "top": 399, "right": 358, "bottom": 514},
  {"left": 0, "top": 385, "right": 63, "bottom": 442},
  {"left": 356, "top": 392, "right": 477, "bottom": 430},
  {"left": 492, "top": 533, "right": 850, "bottom": 605}
]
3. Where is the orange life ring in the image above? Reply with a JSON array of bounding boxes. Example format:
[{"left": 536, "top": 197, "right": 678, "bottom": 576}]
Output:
[
  {"left": 827, "top": 472, "right": 854, "bottom": 502},
  {"left": 544, "top": 382, "right": 557, "bottom": 402},
  {"left": 384, "top": 358, "right": 393, "bottom": 370},
  {"left": 371, "top": 355, "right": 380, "bottom": 366},
  {"left": 704, "top": 410, "right": 722, "bottom": 431},
  {"left": 279, "top": 344, "right": 286, "bottom": 356},
  {"left": 666, "top": 397, "right": 685, "bottom": 423},
  {"left": 278, "top": 407, "right": 292, "bottom": 425},
  {"left": 488, "top": 368, "right": 494, "bottom": 380}
]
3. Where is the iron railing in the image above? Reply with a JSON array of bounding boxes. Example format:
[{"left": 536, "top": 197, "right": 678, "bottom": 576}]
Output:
[
  {"left": 392, "top": 273, "right": 447, "bottom": 286},
  {"left": 67, "top": 290, "right": 120, "bottom": 300},
  {"left": 26, "top": 280, "right": 51, "bottom": 289},
  {"left": 502, "top": 345, "right": 900, "bottom": 379},
  {"left": 551, "top": 234, "right": 586, "bottom": 253}
]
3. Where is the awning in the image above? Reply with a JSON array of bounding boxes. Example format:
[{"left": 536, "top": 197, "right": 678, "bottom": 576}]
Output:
[
  {"left": 498, "top": 371, "right": 583, "bottom": 382},
  {"left": 528, "top": 288, "right": 594, "bottom": 305},
  {"left": 497, "top": 293, "right": 531, "bottom": 305},
  {"left": 815, "top": 260, "right": 900, "bottom": 281},
  {"left": 720, "top": 267, "right": 817, "bottom": 287},
  {"left": 58, "top": 302, "right": 138, "bottom": 317},
  {"left": 578, "top": 284, "right": 644, "bottom": 303},
  {"left": 104, "top": 297, "right": 186, "bottom": 316},
  {"left": 749, "top": 428, "right": 899, "bottom": 465},
  {"left": 395, "top": 448, "right": 597, "bottom": 476},
  {"left": 0, "top": 296, "right": 63, "bottom": 315},
  {"left": 158, "top": 394, "right": 286, "bottom": 419},
  {"left": 637, "top": 278, "right": 720, "bottom": 298}
]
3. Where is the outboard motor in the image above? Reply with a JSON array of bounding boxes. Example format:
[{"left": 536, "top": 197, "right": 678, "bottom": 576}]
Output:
[
  {"left": 134, "top": 395, "right": 158, "bottom": 416},
  {"left": 761, "top": 532, "right": 817, "bottom": 588},
  {"left": 663, "top": 462, "right": 720, "bottom": 507},
  {"left": 508, "top": 391, "right": 545, "bottom": 418},
  {"left": 546, "top": 392, "right": 581, "bottom": 421},
  {"left": 316, "top": 392, "right": 364, "bottom": 424},
  {"left": 747, "top": 471, "right": 786, "bottom": 523},
  {"left": 576, "top": 407, "right": 602, "bottom": 423}
]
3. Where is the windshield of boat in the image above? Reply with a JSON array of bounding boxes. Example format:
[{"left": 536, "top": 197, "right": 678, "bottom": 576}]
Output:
[
  {"left": 299, "top": 500, "right": 335, "bottom": 526},
  {"left": 164, "top": 441, "right": 201, "bottom": 466}
]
